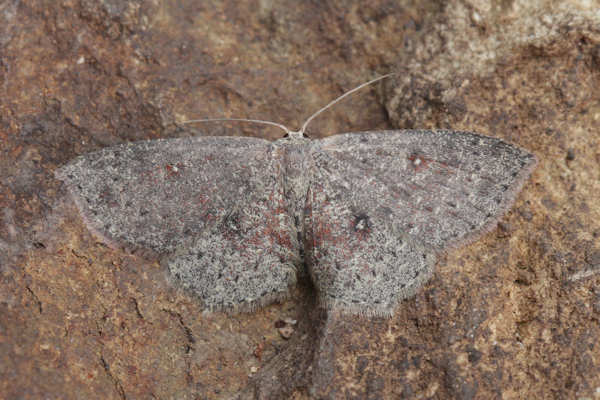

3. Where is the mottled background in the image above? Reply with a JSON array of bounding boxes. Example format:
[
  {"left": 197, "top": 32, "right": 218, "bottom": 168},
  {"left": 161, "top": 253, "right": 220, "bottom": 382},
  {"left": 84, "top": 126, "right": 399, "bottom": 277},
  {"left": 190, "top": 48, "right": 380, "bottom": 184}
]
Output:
[{"left": 1, "top": 0, "right": 599, "bottom": 399}]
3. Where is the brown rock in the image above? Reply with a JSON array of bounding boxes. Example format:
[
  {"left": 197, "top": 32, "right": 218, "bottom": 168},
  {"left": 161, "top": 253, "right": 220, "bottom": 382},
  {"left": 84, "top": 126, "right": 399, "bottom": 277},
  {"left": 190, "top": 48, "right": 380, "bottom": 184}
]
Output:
[{"left": 1, "top": 0, "right": 599, "bottom": 399}]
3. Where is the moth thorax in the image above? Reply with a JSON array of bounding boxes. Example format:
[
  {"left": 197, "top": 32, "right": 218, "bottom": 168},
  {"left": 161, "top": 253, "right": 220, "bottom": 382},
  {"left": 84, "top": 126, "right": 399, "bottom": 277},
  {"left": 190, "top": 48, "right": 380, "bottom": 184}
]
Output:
[{"left": 280, "top": 144, "right": 311, "bottom": 224}]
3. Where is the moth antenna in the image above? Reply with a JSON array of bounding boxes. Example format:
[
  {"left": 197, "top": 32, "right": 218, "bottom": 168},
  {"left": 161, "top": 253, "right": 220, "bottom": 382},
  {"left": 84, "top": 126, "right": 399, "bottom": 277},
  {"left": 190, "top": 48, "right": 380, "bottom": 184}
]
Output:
[
  {"left": 299, "top": 73, "right": 395, "bottom": 135},
  {"left": 181, "top": 118, "right": 291, "bottom": 135}
]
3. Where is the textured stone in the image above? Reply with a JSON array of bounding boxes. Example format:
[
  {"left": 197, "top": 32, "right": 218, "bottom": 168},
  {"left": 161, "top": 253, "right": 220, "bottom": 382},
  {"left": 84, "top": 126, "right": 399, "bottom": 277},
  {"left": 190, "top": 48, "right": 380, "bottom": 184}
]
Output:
[{"left": 1, "top": 0, "right": 599, "bottom": 399}]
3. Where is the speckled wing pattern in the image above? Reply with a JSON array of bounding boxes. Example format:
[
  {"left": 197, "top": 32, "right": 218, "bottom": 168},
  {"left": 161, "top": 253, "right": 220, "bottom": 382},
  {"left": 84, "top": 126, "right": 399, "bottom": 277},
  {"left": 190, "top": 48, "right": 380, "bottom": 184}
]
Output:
[
  {"left": 56, "top": 129, "right": 535, "bottom": 316},
  {"left": 305, "top": 130, "right": 536, "bottom": 315},
  {"left": 55, "top": 136, "right": 299, "bottom": 312}
]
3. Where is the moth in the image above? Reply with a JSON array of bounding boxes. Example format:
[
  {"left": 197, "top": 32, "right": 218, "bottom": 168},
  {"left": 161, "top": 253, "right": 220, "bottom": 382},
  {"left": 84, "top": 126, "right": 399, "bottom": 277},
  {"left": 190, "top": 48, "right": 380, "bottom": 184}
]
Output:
[
  {"left": 55, "top": 76, "right": 536, "bottom": 397},
  {"left": 55, "top": 75, "right": 536, "bottom": 319}
]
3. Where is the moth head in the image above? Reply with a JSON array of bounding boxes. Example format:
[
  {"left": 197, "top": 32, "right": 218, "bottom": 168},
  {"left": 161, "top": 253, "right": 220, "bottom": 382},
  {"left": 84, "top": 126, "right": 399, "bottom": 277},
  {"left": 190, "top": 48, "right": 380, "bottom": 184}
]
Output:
[{"left": 282, "top": 130, "right": 310, "bottom": 142}]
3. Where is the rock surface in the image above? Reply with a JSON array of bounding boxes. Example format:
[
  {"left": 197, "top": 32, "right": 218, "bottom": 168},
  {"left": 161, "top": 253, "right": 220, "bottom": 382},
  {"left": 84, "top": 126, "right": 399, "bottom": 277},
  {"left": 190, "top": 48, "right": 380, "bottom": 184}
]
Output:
[{"left": 1, "top": 0, "right": 599, "bottom": 399}]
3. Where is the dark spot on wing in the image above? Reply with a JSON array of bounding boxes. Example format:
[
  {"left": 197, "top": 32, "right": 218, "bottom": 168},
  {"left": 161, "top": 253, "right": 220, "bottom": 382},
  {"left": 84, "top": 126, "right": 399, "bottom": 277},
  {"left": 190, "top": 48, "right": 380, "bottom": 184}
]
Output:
[{"left": 352, "top": 214, "right": 372, "bottom": 232}]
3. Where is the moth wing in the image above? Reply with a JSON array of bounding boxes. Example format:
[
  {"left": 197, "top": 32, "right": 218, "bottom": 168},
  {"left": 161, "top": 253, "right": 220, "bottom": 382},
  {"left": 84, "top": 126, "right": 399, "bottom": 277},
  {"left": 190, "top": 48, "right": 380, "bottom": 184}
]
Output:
[
  {"left": 305, "top": 129, "right": 536, "bottom": 315},
  {"left": 56, "top": 136, "right": 299, "bottom": 312},
  {"left": 313, "top": 130, "right": 536, "bottom": 251}
]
